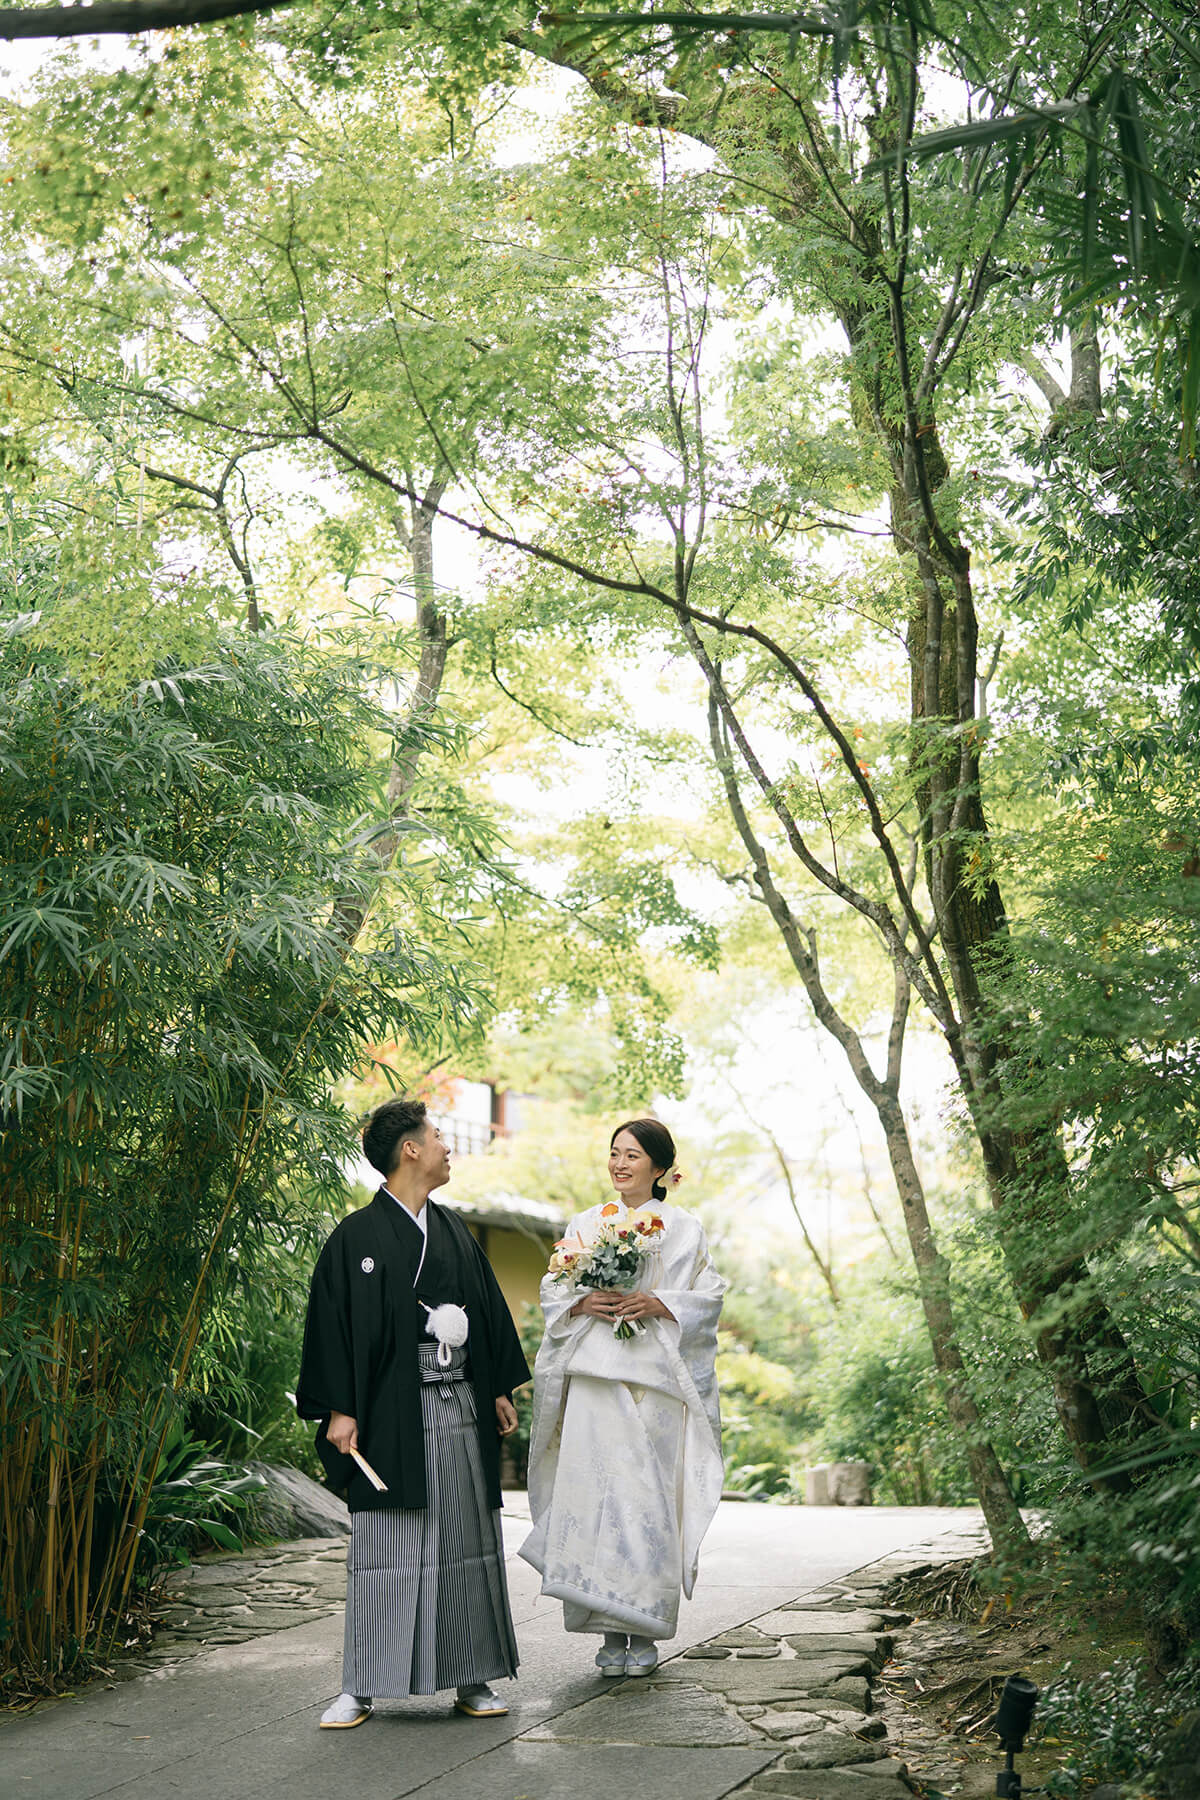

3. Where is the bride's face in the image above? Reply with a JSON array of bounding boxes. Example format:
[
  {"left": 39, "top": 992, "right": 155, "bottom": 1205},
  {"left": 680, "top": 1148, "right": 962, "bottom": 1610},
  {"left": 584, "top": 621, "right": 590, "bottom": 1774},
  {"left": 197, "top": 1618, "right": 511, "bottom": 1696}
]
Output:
[{"left": 608, "top": 1130, "right": 663, "bottom": 1205}]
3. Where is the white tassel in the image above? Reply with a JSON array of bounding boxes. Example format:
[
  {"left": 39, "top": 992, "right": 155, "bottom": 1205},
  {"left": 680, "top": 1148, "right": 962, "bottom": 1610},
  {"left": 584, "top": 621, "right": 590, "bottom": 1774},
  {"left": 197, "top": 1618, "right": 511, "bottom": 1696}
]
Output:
[{"left": 421, "top": 1301, "right": 469, "bottom": 1366}]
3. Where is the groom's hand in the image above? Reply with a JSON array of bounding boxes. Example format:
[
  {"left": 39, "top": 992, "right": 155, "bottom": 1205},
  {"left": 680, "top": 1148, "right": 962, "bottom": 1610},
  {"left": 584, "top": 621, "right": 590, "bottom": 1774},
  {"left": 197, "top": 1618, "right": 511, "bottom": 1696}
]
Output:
[
  {"left": 328, "top": 1410, "right": 359, "bottom": 1454},
  {"left": 495, "top": 1395, "right": 518, "bottom": 1437}
]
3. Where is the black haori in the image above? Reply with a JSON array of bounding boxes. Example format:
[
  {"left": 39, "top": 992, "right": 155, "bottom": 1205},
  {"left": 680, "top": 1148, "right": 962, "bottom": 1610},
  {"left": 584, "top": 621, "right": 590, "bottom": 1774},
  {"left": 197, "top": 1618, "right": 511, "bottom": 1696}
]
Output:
[{"left": 296, "top": 1188, "right": 530, "bottom": 1513}]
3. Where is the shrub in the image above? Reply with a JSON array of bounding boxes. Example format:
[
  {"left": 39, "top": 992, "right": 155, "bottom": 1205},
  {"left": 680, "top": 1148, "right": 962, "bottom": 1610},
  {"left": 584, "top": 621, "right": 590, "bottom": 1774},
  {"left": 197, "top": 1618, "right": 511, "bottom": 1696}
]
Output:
[
  {"left": 800, "top": 1280, "right": 976, "bottom": 1506},
  {"left": 0, "top": 601, "right": 473, "bottom": 1690},
  {"left": 1036, "top": 1653, "right": 1200, "bottom": 1797},
  {"left": 718, "top": 1342, "right": 809, "bottom": 1499}
]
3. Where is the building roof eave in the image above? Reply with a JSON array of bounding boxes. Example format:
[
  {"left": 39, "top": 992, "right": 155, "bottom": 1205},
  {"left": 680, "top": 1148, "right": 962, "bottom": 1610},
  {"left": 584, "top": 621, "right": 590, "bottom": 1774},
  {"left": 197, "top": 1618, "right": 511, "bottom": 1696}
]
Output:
[{"left": 438, "top": 1189, "right": 568, "bottom": 1241}]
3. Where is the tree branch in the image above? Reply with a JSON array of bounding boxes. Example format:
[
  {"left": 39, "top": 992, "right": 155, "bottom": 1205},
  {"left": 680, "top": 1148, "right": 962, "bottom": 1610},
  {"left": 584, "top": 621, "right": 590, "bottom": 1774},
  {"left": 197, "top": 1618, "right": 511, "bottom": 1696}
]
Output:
[
  {"left": 705, "top": 685, "right": 892, "bottom": 1105},
  {"left": 1019, "top": 349, "right": 1069, "bottom": 410},
  {"left": 0, "top": 0, "right": 297, "bottom": 39},
  {"left": 509, "top": 25, "right": 684, "bottom": 129},
  {"left": 669, "top": 591, "right": 955, "bottom": 1021},
  {"left": 138, "top": 455, "right": 262, "bottom": 630}
]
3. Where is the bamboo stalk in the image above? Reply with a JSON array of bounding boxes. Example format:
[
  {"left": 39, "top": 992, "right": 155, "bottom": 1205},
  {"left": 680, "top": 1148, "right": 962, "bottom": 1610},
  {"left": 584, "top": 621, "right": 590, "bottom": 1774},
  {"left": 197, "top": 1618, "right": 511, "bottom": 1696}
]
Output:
[
  {"left": 105, "top": 891, "right": 382, "bottom": 1642},
  {"left": 75, "top": 1446, "right": 102, "bottom": 1645}
]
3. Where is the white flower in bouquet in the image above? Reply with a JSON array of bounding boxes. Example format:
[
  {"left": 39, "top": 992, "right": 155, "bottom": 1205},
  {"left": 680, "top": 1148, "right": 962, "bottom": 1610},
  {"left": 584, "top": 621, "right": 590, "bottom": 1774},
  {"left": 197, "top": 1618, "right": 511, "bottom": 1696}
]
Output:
[{"left": 548, "top": 1202, "right": 666, "bottom": 1338}]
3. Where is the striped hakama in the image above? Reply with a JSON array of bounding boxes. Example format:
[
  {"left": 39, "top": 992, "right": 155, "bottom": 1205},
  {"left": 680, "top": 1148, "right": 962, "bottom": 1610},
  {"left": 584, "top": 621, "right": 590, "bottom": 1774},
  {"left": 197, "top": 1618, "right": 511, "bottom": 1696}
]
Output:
[{"left": 342, "top": 1343, "right": 519, "bottom": 1698}]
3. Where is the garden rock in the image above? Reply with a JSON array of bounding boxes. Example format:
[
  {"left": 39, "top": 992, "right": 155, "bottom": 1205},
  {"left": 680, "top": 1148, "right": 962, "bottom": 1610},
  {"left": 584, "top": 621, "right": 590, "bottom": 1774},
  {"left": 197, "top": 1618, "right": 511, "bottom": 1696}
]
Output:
[
  {"left": 802, "top": 1462, "right": 872, "bottom": 1505},
  {"left": 1153, "top": 1709, "right": 1200, "bottom": 1800},
  {"left": 829, "top": 1462, "right": 873, "bottom": 1505},
  {"left": 248, "top": 1462, "right": 350, "bottom": 1536}
]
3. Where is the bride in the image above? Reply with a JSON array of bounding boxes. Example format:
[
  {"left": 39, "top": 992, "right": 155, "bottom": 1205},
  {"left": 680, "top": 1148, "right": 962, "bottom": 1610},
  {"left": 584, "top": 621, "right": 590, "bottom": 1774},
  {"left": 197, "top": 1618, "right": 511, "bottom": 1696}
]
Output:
[{"left": 519, "top": 1118, "right": 727, "bottom": 1677}]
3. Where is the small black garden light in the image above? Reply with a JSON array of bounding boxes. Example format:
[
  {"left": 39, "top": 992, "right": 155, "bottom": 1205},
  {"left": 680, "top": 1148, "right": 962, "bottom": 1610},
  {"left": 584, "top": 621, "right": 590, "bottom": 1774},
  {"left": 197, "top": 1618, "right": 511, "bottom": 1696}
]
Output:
[{"left": 993, "top": 1673, "right": 1040, "bottom": 1798}]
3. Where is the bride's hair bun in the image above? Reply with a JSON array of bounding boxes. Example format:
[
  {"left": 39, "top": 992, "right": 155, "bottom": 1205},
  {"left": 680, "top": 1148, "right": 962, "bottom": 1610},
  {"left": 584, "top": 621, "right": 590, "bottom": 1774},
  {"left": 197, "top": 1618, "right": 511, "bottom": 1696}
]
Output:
[{"left": 610, "top": 1117, "right": 676, "bottom": 1201}]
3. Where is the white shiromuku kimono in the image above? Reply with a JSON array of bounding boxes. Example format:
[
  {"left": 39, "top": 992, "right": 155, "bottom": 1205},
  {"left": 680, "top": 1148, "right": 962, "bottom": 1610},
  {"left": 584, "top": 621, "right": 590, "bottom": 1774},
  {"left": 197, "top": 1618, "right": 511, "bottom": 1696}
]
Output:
[{"left": 519, "top": 1200, "right": 727, "bottom": 1640}]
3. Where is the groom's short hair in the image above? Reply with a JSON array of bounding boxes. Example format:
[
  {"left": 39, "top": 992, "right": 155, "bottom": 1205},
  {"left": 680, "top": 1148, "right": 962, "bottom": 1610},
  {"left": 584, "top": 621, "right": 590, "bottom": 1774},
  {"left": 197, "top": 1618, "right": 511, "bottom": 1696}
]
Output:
[{"left": 363, "top": 1098, "right": 429, "bottom": 1176}]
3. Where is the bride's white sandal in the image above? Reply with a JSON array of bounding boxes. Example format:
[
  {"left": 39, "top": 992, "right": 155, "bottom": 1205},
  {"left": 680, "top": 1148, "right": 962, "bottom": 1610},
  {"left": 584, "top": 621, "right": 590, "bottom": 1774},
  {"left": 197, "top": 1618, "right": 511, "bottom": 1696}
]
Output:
[
  {"left": 596, "top": 1634, "right": 628, "bottom": 1677},
  {"left": 624, "top": 1640, "right": 659, "bottom": 1677}
]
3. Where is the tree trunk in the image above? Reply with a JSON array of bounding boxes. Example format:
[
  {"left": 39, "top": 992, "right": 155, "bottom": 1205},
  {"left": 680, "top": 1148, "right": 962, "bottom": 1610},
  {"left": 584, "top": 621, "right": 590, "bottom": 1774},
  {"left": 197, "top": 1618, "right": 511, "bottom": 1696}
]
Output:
[
  {"left": 379, "top": 469, "right": 451, "bottom": 841},
  {"left": 876, "top": 1085, "right": 1030, "bottom": 1552},
  {"left": 331, "top": 464, "right": 452, "bottom": 944},
  {"left": 699, "top": 676, "right": 1029, "bottom": 1552},
  {"left": 885, "top": 388, "right": 1151, "bottom": 1485},
  {"left": 540, "top": 39, "right": 1154, "bottom": 1485}
]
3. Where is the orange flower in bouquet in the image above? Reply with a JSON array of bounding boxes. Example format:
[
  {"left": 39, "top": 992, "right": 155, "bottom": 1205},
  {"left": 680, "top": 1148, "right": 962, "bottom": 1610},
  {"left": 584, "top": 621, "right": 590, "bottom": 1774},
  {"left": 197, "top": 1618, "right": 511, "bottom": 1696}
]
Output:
[{"left": 547, "top": 1206, "right": 666, "bottom": 1338}]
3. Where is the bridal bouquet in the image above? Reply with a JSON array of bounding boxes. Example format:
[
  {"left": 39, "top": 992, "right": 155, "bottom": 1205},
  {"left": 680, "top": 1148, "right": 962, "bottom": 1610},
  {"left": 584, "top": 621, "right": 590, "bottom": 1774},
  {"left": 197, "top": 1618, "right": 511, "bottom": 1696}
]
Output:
[{"left": 547, "top": 1203, "right": 666, "bottom": 1339}]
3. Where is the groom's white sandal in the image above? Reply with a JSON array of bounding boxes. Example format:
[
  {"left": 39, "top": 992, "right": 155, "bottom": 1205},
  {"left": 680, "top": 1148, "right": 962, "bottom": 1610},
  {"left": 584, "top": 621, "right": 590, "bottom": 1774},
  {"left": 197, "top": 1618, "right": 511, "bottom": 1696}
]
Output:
[
  {"left": 454, "top": 1683, "right": 509, "bottom": 1717},
  {"left": 319, "top": 1692, "right": 373, "bottom": 1728}
]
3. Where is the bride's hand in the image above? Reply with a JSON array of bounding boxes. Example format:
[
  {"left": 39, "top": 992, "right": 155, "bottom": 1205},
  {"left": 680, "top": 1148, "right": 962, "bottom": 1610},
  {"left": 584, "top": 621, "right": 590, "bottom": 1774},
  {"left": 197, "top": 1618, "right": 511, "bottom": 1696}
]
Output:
[
  {"left": 614, "top": 1292, "right": 675, "bottom": 1322},
  {"left": 570, "top": 1290, "right": 623, "bottom": 1319}
]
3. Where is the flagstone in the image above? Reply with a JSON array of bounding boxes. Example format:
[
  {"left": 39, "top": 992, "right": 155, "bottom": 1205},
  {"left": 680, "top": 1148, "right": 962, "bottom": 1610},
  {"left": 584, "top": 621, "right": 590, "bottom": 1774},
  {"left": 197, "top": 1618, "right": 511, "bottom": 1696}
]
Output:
[
  {"left": 165, "top": 1586, "right": 250, "bottom": 1608},
  {"left": 748, "top": 1772, "right": 913, "bottom": 1800},
  {"left": 783, "top": 1632, "right": 893, "bottom": 1665},
  {"left": 651, "top": 1657, "right": 868, "bottom": 1703},
  {"left": 777, "top": 1731, "right": 888, "bottom": 1769},
  {"left": 227, "top": 1604, "right": 322, "bottom": 1630},
  {"left": 710, "top": 1625, "right": 778, "bottom": 1648},
  {"left": 753, "top": 1711, "right": 831, "bottom": 1739},
  {"left": 758, "top": 1608, "right": 887, "bottom": 1634},
  {"left": 186, "top": 1565, "right": 254, "bottom": 1588},
  {"left": 521, "top": 1680, "right": 763, "bottom": 1747},
  {"left": 813, "top": 1676, "right": 872, "bottom": 1711},
  {"left": 733, "top": 1697, "right": 870, "bottom": 1724}
]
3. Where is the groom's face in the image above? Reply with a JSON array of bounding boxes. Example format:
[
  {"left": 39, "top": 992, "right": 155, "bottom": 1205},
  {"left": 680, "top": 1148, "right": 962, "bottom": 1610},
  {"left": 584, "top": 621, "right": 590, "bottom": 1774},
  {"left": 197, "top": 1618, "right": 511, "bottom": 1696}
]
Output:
[{"left": 415, "top": 1120, "right": 452, "bottom": 1190}]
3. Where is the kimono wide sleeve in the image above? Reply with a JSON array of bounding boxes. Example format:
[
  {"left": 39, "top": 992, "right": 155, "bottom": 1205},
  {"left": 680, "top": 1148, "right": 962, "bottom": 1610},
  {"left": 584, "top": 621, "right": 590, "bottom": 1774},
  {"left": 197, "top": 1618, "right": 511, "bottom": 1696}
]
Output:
[
  {"left": 650, "top": 1223, "right": 728, "bottom": 1427},
  {"left": 296, "top": 1236, "right": 357, "bottom": 1421},
  {"left": 469, "top": 1232, "right": 532, "bottom": 1400},
  {"left": 295, "top": 1233, "right": 361, "bottom": 1498},
  {"left": 539, "top": 1212, "right": 591, "bottom": 1343}
]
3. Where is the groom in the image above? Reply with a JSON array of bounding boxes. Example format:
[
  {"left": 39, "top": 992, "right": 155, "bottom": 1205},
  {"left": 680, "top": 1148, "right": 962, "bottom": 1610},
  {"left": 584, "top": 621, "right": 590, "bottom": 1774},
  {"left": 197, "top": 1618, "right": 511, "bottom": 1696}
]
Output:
[{"left": 297, "top": 1097, "right": 529, "bottom": 1727}]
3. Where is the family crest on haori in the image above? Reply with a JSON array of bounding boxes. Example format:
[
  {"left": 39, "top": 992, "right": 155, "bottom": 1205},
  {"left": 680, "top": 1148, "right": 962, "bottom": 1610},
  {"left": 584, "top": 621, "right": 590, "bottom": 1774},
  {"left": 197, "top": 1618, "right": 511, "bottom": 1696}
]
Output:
[{"left": 520, "top": 1118, "right": 727, "bottom": 1678}]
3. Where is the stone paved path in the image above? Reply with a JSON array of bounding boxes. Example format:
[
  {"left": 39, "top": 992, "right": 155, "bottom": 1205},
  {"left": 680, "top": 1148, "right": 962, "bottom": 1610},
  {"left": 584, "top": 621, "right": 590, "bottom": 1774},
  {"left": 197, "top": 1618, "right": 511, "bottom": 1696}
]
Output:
[{"left": 2, "top": 1499, "right": 987, "bottom": 1800}]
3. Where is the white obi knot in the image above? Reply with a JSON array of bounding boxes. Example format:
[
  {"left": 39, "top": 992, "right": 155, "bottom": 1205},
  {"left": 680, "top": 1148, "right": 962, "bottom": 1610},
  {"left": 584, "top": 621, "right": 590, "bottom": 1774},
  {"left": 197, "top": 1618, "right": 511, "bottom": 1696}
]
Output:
[{"left": 421, "top": 1301, "right": 469, "bottom": 1367}]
